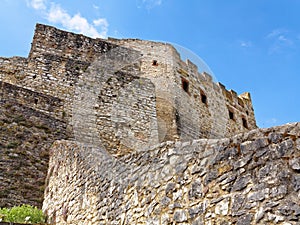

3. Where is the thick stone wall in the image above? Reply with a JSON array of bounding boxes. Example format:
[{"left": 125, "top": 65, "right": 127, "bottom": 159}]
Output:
[
  {"left": 0, "top": 83, "right": 68, "bottom": 208},
  {"left": 0, "top": 24, "right": 260, "bottom": 212},
  {"left": 0, "top": 24, "right": 117, "bottom": 122},
  {"left": 108, "top": 38, "right": 257, "bottom": 141},
  {"left": 44, "top": 123, "right": 300, "bottom": 224},
  {"left": 0, "top": 24, "right": 257, "bottom": 155},
  {"left": 0, "top": 81, "right": 64, "bottom": 120}
]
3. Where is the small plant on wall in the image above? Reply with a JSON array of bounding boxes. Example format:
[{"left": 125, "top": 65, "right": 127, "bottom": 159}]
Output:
[{"left": 0, "top": 204, "right": 46, "bottom": 224}]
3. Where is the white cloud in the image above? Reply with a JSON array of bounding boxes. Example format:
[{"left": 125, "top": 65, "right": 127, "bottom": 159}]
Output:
[
  {"left": 93, "top": 4, "right": 99, "bottom": 10},
  {"left": 266, "top": 29, "right": 287, "bottom": 39},
  {"left": 27, "top": 0, "right": 108, "bottom": 38},
  {"left": 137, "top": 0, "right": 162, "bottom": 9},
  {"left": 93, "top": 18, "right": 108, "bottom": 27},
  {"left": 27, "top": 0, "right": 46, "bottom": 10},
  {"left": 239, "top": 40, "right": 252, "bottom": 48},
  {"left": 266, "top": 28, "right": 294, "bottom": 54},
  {"left": 266, "top": 29, "right": 292, "bottom": 44},
  {"left": 93, "top": 18, "right": 109, "bottom": 37},
  {"left": 278, "top": 35, "right": 293, "bottom": 45}
]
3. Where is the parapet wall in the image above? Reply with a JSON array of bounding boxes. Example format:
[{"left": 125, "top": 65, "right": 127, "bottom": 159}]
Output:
[{"left": 44, "top": 123, "right": 300, "bottom": 224}]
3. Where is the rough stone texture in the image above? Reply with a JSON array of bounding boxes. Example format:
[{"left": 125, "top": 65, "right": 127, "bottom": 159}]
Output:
[
  {"left": 44, "top": 123, "right": 300, "bottom": 224},
  {"left": 0, "top": 23, "right": 265, "bottom": 223},
  {"left": 0, "top": 82, "right": 68, "bottom": 207},
  {"left": 0, "top": 24, "right": 257, "bottom": 155}
]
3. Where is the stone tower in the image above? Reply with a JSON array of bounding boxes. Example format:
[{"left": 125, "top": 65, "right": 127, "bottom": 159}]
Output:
[{"left": 0, "top": 24, "right": 256, "bottom": 157}]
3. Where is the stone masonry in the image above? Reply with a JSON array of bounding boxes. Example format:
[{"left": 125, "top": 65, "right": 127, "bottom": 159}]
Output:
[
  {"left": 0, "top": 24, "right": 257, "bottom": 157},
  {"left": 44, "top": 123, "right": 300, "bottom": 224},
  {"left": 2, "top": 24, "right": 294, "bottom": 225}
]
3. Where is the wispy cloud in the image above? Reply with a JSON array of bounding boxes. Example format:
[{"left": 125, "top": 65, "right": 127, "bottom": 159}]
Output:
[
  {"left": 137, "top": 0, "right": 162, "bottom": 9},
  {"left": 266, "top": 28, "right": 294, "bottom": 54},
  {"left": 27, "top": 0, "right": 108, "bottom": 38},
  {"left": 93, "top": 4, "right": 99, "bottom": 10},
  {"left": 26, "top": 0, "right": 46, "bottom": 10},
  {"left": 266, "top": 28, "right": 288, "bottom": 38},
  {"left": 239, "top": 40, "right": 252, "bottom": 48}
]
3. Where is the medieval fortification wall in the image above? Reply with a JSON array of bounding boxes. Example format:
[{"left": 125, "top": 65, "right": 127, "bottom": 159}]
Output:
[
  {"left": 0, "top": 24, "right": 257, "bottom": 153},
  {"left": 1, "top": 24, "right": 297, "bottom": 225},
  {"left": 44, "top": 123, "right": 300, "bottom": 224}
]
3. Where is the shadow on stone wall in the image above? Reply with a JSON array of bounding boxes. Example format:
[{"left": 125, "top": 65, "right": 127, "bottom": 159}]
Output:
[{"left": 0, "top": 82, "right": 69, "bottom": 208}]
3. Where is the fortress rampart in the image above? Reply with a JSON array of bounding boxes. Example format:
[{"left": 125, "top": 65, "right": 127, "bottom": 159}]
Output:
[
  {"left": 0, "top": 81, "right": 68, "bottom": 207},
  {"left": 0, "top": 24, "right": 257, "bottom": 157},
  {"left": 44, "top": 123, "right": 300, "bottom": 224},
  {"left": 0, "top": 24, "right": 277, "bottom": 225}
]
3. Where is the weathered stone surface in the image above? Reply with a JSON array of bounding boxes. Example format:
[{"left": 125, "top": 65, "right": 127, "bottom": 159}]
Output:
[
  {"left": 174, "top": 209, "right": 188, "bottom": 222},
  {"left": 289, "top": 157, "right": 300, "bottom": 171},
  {"left": 42, "top": 123, "right": 300, "bottom": 224},
  {"left": 231, "top": 175, "right": 251, "bottom": 192},
  {"left": 0, "top": 86, "right": 68, "bottom": 208},
  {"left": 236, "top": 214, "right": 253, "bottom": 225},
  {"left": 1, "top": 23, "right": 300, "bottom": 225}
]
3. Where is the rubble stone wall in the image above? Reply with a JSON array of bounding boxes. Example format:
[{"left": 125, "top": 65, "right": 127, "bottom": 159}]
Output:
[
  {"left": 0, "top": 82, "right": 68, "bottom": 208},
  {"left": 44, "top": 123, "right": 300, "bottom": 225},
  {"left": 0, "top": 24, "right": 261, "bottom": 213}
]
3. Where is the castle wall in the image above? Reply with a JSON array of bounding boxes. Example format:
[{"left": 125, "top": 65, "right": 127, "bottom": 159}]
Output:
[
  {"left": 167, "top": 52, "right": 256, "bottom": 140},
  {"left": 95, "top": 75, "right": 159, "bottom": 156},
  {"left": 107, "top": 38, "right": 180, "bottom": 142},
  {"left": 0, "top": 24, "right": 117, "bottom": 124},
  {"left": 43, "top": 123, "right": 300, "bottom": 224},
  {"left": 0, "top": 56, "right": 27, "bottom": 83},
  {"left": 0, "top": 24, "right": 257, "bottom": 156},
  {"left": 108, "top": 38, "right": 257, "bottom": 142},
  {"left": 0, "top": 81, "right": 64, "bottom": 120},
  {"left": 0, "top": 83, "right": 68, "bottom": 208}
]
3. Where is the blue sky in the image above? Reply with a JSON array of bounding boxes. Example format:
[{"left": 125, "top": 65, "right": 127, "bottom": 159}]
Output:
[{"left": 1, "top": 0, "right": 299, "bottom": 128}]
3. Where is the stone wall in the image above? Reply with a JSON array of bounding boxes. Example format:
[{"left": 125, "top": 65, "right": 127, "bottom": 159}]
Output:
[
  {"left": 0, "top": 24, "right": 257, "bottom": 156},
  {"left": 0, "top": 83, "right": 68, "bottom": 208},
  {"left": 108, "top": 38, "right": 257, "bottom": 141},
  {"left": 0, "top": 24, "right": 117, "bottom": 123},
  {"left": 44, "top": 123, "right": 300, "bottom": 224},
  {"left": 0, "top": 23, "right": 261, "bottom": 212},
  {"left": 0, "top": 81, "right": 64, "bottom": 120}
]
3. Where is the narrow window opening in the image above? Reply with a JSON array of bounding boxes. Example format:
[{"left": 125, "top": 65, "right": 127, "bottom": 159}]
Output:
[
  {"left": 229, "top": 110, "right": 234, "bottom": 120},
  {"left": 34, "top": 98, "right": 38, "bottom": 104},
  {"left": 246, "top": 110, "right": 249, "bottom": 115},
  {"left": 152, "top": 60, "right": 158, "bottom": 66},
  {"left": 181, "top": 78, "right": 189, "bottom": 93},
  {"left": 201, "top": 93, "right": 207, "bottom": 104},
  {"left": 33, "top": 75, "right": 37, "bottom": 79},
  {"left": 242, "top": 118, "right": 248, "bottom": 128}
]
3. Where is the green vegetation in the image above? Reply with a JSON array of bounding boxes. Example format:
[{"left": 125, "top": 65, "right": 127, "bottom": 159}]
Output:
[{"left": 0, "top": 204, "right": 46, "bottom": 224}]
